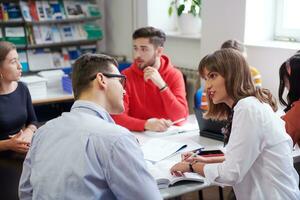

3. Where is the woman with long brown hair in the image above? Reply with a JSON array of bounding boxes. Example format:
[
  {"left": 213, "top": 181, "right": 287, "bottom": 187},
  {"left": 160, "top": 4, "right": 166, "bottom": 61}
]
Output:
[
  {"left": 279, "top": 53, "right": 300, "bottom": 146},
  {"left": 0, "top": 41, "right": 37, "bottom": 199},
  {"left": 171, "top": 49, "right": 300, "bottom": 199}
]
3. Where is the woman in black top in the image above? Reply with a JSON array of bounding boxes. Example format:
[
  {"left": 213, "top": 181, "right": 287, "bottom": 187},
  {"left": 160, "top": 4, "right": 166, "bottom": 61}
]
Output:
[{"left": 0, "top": 41, "right": 37, "bottom": 199}]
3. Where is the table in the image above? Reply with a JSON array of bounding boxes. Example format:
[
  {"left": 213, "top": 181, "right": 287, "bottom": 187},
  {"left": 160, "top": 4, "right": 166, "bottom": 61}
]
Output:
[{"left": 134, "top": 115, "right": 300, "bottom": 199}]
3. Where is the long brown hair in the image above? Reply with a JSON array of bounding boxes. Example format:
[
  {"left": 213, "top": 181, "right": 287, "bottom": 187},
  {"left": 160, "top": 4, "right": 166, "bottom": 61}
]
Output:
[
  {"left": 279, "top": 53, "right": 300, "bottom": 112},
  {"left": 199, "top": 49, "right": 277, "bottom": 121},
  {"left": 0, "top": 41, "right": 16, "bottom": 67}
]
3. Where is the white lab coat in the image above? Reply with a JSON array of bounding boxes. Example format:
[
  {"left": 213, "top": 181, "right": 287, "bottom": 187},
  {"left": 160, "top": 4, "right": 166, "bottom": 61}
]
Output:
[{"left": 204, "top": 97, "right": 300, "bottom": 200}]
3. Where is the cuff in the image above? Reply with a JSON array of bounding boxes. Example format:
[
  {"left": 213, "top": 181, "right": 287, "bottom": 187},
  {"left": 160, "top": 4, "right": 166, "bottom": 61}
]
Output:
[{"left": 203, "top": 163, "right": 220, "bottom": 185}]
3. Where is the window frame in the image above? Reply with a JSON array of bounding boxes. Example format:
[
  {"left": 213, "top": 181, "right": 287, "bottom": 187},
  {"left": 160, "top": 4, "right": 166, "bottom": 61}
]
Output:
[{"left": 275, "top": 0, "right": 300, "bottom": 42}]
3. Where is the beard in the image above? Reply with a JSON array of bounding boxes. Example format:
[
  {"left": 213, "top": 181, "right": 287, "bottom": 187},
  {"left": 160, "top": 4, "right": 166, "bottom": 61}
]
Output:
[{"left": 137, "top": 54, "right": 157, "bottom": 70}]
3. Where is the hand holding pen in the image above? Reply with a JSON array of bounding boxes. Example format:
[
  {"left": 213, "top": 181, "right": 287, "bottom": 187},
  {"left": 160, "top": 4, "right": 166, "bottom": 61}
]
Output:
[{"left": 181, "top": 148, "right": 206, "bottom": 163}]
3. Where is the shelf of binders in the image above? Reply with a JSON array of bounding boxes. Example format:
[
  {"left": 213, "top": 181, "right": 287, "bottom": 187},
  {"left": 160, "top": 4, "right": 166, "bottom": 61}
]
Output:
[
  {"left": 27, "top": 16, "right": 101, "bottom": 25},
  {"left": 0, "top": 16, "right": 101, "bottom": 26},
  {"left": 26, "top": 38, "right": 101, "bottom": 49}
]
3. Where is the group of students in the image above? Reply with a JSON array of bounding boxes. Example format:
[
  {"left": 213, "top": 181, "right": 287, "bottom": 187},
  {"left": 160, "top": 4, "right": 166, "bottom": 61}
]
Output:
[{"left": 0, "top": 25, "right": 299, "bottom": 199}]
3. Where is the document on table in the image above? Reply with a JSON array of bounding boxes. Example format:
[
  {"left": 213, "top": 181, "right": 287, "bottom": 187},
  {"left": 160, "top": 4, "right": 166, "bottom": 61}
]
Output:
[
  {"left": 141, "top": 138, "right": 188, "bottom": 163},
  {"left": 143, "top": 122, "right": 199, "bottom": 137}
]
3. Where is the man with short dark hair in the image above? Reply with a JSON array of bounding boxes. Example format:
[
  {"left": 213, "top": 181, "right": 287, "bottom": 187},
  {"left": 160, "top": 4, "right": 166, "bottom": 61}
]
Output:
[
  {"left": 19, "top": 53, "right": 162, "bottom": 200},
  {"left": 112, "top": 26, "right": 189, "bottom": 132}
]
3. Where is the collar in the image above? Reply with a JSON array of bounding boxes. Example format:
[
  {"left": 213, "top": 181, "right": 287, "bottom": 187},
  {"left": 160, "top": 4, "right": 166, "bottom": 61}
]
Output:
[{"left": 71, "top": 100, "right": 115, "bottom": 124}]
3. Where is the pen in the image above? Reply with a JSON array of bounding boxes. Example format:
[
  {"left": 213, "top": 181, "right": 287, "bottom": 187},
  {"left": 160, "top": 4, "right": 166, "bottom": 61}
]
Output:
[
  {"left": 171, "top": 118, "right": 185, "bottom": 125},
  {"left": 184, "top": 147, "right": 204, "bottom": 161}
]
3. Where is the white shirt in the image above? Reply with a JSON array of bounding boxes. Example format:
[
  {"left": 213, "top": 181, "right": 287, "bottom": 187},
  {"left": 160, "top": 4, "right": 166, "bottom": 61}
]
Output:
[{"left": 204, "top": 97, "right": 300, "bottom": 200}]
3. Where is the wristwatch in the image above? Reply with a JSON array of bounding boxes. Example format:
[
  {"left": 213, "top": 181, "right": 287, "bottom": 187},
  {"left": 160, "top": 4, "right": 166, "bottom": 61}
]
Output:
[{"left": 189, "top": 163, "right": 194, "bottom": 172}]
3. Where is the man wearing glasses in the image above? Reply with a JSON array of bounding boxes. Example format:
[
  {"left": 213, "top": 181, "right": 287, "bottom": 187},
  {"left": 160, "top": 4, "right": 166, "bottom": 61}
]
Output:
[
  {"left": 112, "top": 26, "right": 189, "bottom": 132},
  {"left": 19, "top": 53, "right": 162, "bottom": 200}
]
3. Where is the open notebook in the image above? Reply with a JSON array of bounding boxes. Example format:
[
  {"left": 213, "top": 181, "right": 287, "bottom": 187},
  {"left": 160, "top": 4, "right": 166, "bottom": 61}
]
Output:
[
  {"left": 141, "top": 138, "right": 188, "bottom": 163},
  {"left": 147, "top": 160, "right": 204, "bottom": 189},
  {"left": 143, "top": 122, "right": 199, "bottom": 137}
]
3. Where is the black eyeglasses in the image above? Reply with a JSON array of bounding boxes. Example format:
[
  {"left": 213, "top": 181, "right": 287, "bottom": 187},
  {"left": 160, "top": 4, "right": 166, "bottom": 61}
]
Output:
[{"left": 90, "top": 73, "right": 126, "bottom": 88}]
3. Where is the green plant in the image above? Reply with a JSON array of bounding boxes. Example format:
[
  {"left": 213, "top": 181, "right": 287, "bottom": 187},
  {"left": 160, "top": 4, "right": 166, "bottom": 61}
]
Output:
[{"left": 168, "top": 0, "right": 201, "bottom": 17}]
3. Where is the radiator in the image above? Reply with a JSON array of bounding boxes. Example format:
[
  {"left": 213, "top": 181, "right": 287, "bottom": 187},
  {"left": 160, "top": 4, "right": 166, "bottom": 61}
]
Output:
[{"left": 176, "top": 67, "right": 201, "bottom": 113}]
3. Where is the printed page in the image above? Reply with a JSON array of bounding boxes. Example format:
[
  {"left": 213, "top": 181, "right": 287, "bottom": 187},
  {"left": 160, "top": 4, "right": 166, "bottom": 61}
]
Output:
[
  {"left": 146, "top": 161, "right": 170, "bottom": 189},
  {"left": 169, "top": 172, "right": 204, "bottom": 185},
  {"left": 144, "top": 122, "right": 199, "bottom": 137},
  {"left": 141, "top": 139, "right": 187, "bottom": 162}
]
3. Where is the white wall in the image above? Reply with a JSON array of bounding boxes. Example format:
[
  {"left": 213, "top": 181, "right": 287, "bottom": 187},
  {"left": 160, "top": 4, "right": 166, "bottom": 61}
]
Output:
[
  {"left": 200, "top": 0, "right": 247, "bottom": 58},
  {"left": 246, "top": 45, "right": 296, "bottom": 100},
  {"left": 104, "top": 0, "right": 134, "bottom": 59}
]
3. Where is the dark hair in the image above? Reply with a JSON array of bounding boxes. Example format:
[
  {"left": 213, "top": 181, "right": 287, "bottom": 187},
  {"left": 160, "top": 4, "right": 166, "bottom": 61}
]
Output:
[
  {"left": 132, "top": 26, "right": 166, "bottom": 47},
  {"left": 72, "top": 53, "right": 118, "bottom": 100},
  {"left": 0, "top": 41, "right": 16, "bottom": 67},
  {"left": 221, "top": 39, "right": 245, "bottom": 53},
  {"left": 199, "top": 49, "right": 277, "bottom": 121},
  {"left": 278, "top": 53, "right": 300, "bottom": 112}
]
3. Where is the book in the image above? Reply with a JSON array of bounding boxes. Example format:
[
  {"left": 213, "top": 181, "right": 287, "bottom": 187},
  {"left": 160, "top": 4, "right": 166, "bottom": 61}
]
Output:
[
  {"left": 4, "top": 27, "right": 26, "bottom": 45},
  {"left": 18, "top": 50, "right": 29, "bottom": 72},
  {"left": 141, "top": 138, "right": 188, "bottom": 163},
  {"left": 147, "top": 159, "right": 204, "bottom": 189},
  {"left": 0, "top": 28, "right": 3, "bottom": 41},
  {"left": 27, "top": 49, "right": 55, "bottom": 71},
  {"left": 64, "top": 0, "right": 85, "bottom": 18},
  {"left": 28, "top": 0, "right": 39, "bottom": 21},
  {"left": 59, "top": 24, "right": 74, "bottom": 41},
  {"left": 36, "top": 1, "right": 46, "bottom": 21},
  {"left": 20, "top": 1, "right": 32, "bottom": 22},
  {"left": 85, "top": 3, "right": 101, "bottom": 17},
  {"left": 43, "top": 1, "right": 52, "bottom": 20},
  {"left": 5, "top": 3, "right": 22, "bottom": 21},
  {"left": 49, "top": 0, "right": 65, "bottom": 20},
  {"left": 143, "top": 122, "right": 199, "bottom": 137}
]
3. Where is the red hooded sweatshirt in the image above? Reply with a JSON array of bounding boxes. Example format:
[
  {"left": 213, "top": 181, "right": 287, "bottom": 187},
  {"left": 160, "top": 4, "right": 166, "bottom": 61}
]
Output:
[{"left": 112, "top": 55, "right": 189, "bottom": 131}]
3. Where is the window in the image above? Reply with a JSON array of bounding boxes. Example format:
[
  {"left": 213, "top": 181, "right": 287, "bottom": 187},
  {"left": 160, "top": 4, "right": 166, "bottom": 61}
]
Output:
[{"left": 275, "top": 0, "right": 300, "bottom": 41}]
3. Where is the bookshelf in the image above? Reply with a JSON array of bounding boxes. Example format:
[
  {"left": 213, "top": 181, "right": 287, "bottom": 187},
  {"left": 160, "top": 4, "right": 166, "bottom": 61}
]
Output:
[{"left": 0, "top": 0, "right": 103, "bottom": 72}]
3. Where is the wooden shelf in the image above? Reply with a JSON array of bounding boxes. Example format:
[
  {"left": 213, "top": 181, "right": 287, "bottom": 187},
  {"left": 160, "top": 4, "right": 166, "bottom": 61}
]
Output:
[{"left": 26, "top": 38, "right": 102, "bottom": 49}]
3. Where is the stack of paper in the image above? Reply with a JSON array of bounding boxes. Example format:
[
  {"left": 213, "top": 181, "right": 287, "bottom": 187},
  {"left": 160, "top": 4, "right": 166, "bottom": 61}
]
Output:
[
  {"left": 20, "top": 75, "right": 47, "bottom": 99},
  {"left": 38, "top": 69, "right": 64, "bottom": 89}
]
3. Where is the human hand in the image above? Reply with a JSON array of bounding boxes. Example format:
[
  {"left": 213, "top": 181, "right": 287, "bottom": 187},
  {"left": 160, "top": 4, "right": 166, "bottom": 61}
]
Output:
[
  {"left": 7, "top": 132, "right": 30, "bottom": 153},
  {"left": 145, "top": 118, "right": 172, "bottom": 132},
  {"left": 19, "top": 129, "right": 34, "bottom": 143},
  {"left": 143, "top": 67, "right": 166, "bottom": 89},
  {"left": 170, "top": 161, "right": 190, "bottom": 176},
  {"left": 181, "top": 151, "right": 210, "bottom": 163}
]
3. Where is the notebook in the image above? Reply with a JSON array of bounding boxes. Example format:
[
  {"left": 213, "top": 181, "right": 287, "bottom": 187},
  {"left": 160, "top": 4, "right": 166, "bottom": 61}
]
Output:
[
  {"left": 141, "top": 139, "right": 188, "bottom": 163},
  {"left": 194, "top": 107, "right": 226, "bottom": 141},
  {"left": 146, "top": 159, "right": 204, "bottom": 189}
]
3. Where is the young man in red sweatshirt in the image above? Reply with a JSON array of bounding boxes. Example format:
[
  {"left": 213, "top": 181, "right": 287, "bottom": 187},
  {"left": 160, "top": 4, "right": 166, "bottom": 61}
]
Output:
[{"left": 112, "top": 26, "right": 189, "bottom": 132}]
